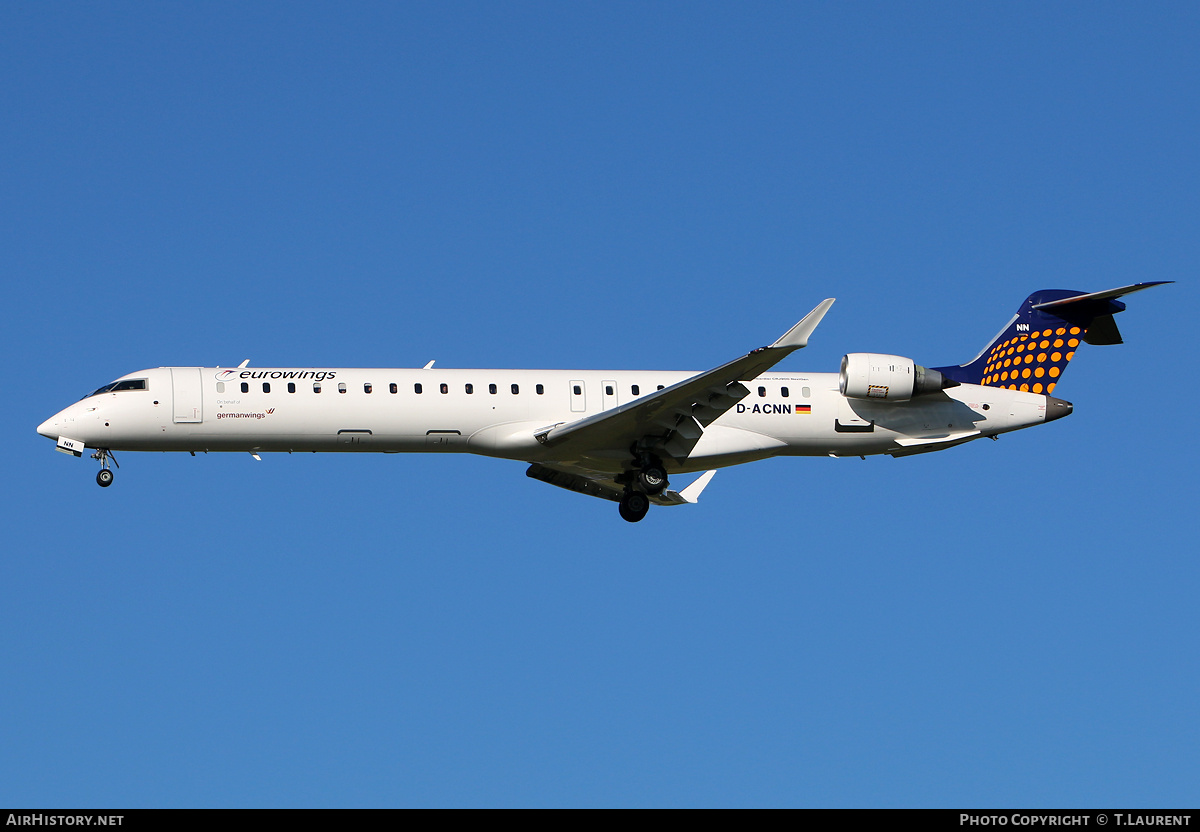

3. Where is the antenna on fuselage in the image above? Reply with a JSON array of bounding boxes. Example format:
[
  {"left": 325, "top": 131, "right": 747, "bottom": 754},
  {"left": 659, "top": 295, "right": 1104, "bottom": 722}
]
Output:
[
  {"left": 422, "top": 360, "right": 435, "bottom": 370},
  {"left": 237, "top": 359, "right": 250, "bottom": 368}
]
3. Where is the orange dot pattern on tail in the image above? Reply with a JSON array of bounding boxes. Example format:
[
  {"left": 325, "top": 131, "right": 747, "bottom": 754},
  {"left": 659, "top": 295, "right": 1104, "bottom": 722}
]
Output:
[{"left": 980, "top": 326, "right": 1084, "bottom": 393}]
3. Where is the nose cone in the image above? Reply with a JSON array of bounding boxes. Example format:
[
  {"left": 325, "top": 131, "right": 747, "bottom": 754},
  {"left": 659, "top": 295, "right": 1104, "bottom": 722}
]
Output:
[
  {"left": 37, "top": 416, "right": 58, "bottom": 439},
  {"left": 1045, "top": 396, "right": 1073, "bottom": 423}
]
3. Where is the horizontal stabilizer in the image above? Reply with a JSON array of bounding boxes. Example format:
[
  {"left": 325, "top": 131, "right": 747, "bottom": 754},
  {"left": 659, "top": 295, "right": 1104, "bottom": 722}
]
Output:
[
  {"left": 1030, "top": 281, "right": 1172, "bottom": 311},
  {"left": 894, "top": 430, "right": 980, "bottom": 447},
  {"left": 888, "top": 432, "right": 981, "bottom": 457}
]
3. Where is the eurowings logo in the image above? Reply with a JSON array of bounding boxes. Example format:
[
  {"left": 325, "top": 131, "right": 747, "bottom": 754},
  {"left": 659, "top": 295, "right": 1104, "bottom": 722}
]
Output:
[{"left": 214, "top": 369, "right": 338, "bottom": 381}]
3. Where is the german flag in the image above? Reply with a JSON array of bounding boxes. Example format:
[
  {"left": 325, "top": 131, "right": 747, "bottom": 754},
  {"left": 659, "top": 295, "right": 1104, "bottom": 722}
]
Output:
[{"left": 795, "top": 404, "right": 812, "bottom": 415}]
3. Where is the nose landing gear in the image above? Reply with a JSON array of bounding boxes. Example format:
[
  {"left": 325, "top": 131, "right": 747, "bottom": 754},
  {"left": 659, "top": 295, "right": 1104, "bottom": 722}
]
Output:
[{"left": 91, "top": 449, "right": 118, "bottom": 487}]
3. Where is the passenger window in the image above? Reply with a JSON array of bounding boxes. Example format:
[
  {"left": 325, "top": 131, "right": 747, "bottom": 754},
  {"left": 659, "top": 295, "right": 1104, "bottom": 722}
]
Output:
[
  {"left": 440, "top": 383, "right": 448, "bottom": 394},
  {"left": 414, "top": 383, "right": 422, "bottom": 394},
  {"left": 781, "top": 387, "right": 789, "bottom": 398},
  {"left": 802, "top": 387, "right": 811, "bottom": 397},
  {"left": 657, "top": 385, "right": 665, "bottom": 391},
  {"left": 511, "top": 384, "right": 519, "bottom": 395},
  {"left": 390, "top": 383, "right": 397, "bottom": 394},
  {"left": 573, "top": 385, "right": 582, "bottom": 395},
  {"left": 536, "top": 384, "right": 544, "bottom": 395},
  {"left": 338, "top": 383, "right": 347, "bottom": 394},
  {"left": 758, "top": 386, "right": 766, "bottom": 397},
  {"left": 364, "top": 383, "right": 372, "bottom": 393},
  {"left": 605, "top": 385, "right": 614, "bottom": 396},
  {"left": 489, "top": 384, "right": 497, "bottom": 394},
  {"left": 288, "top": 382, "right": 296, "bottom": 393},
  {"left": 216, "top": 382, "right": 225, "bottom": 393},
  {"left": 314, "top": 383, "right": 322, "bottom": 393},
  {"left": 263, "top": 382, "right": 271, "bottom": 393},
  {"left": 465, "top": 384, "right": 474, "bottom": 394},
  {"left": 632, "top": 385, "right": 640, "bottom": 396},
  {"left": 240, "top": 382, "right": 249, "bottom": 393}
]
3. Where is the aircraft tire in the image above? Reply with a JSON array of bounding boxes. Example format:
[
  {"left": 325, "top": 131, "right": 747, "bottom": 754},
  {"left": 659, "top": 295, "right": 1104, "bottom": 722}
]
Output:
[
  {"left": 638, "top": 467, "right": 668, "bottom": 495},
  {"left": 619, "top": 491, "right": 650, "bottom": 523},
  {"left": 96, "top": 469, "right": 114, "bottom": 487}
]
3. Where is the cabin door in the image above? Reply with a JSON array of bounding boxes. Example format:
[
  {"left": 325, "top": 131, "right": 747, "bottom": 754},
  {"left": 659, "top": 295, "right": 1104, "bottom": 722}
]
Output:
[{"left": 171, "top": 368, "right": 203, "bottom": 423}]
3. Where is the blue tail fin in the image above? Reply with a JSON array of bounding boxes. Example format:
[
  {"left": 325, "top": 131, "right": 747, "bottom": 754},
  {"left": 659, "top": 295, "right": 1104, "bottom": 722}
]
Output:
[{"left": 934, "top": 282, "right": 1171, "bottom": 393}]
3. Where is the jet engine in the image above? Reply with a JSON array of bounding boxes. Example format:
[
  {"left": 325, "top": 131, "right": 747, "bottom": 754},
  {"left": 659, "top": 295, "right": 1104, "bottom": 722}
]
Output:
[{"left": 839, "top": 353, "right": 957, "bottom": 401}]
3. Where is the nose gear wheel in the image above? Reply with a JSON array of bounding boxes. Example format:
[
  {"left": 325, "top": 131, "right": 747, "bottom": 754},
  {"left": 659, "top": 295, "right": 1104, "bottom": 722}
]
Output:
[{"left": 91, "top": 449, "right": 118, "bottom": 487}]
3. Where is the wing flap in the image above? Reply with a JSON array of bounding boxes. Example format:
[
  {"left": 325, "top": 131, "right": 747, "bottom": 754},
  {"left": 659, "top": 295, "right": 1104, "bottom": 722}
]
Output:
[{"left": 526, "top": 463, "right": 623, "bottom": 503}]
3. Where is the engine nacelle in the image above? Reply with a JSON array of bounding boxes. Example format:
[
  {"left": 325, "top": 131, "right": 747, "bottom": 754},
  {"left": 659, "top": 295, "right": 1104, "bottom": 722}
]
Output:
[{"left": 839, "top": 353, "right": 955, "bottom": 401}]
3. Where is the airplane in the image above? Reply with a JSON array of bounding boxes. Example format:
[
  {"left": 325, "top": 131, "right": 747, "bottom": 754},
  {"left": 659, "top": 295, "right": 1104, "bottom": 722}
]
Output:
[{"left": 37, "top": 282, "right": 1169, "bottom": 522}]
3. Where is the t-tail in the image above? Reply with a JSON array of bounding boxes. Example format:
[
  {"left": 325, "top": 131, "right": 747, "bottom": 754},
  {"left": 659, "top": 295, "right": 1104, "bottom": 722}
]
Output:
[{"left": 934, "top": 282, "right": 1172, "bottom": 393}]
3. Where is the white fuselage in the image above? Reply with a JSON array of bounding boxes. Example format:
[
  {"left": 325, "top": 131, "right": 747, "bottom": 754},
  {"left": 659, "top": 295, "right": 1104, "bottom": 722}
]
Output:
[{"left": 38, "top": 366, "right": 1056, "bottom": 474}]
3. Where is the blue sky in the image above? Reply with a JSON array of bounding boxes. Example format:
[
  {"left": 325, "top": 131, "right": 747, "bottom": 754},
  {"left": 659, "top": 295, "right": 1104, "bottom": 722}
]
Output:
[{"left": 2, "top": 3, "right": 1195, "bottom": 807}]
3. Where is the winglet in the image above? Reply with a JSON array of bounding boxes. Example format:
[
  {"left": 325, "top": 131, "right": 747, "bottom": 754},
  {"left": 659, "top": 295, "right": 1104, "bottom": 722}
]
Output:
[
  {"left": 770, "top": 298, "right": 836, "bottom": 349},
  {"left": 678, "top": 470, "right": 717, "bottom": 504}
]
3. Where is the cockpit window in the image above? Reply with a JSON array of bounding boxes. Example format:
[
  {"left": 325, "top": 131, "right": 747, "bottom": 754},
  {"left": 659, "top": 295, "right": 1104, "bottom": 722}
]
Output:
[{"left": 83, "top": 379, "right": 148, "bottom": 399}]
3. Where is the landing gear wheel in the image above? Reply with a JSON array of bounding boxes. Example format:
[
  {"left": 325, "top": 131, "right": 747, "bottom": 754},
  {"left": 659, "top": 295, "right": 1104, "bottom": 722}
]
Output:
[
  {"left": 96, "top": 469, "right": 114, "bottom": 487},
  {"left": 638, "top": 466, "right": 668, "bottom": 496},
  {"left": 619, "top": 490, "right": 650, "bottom": 523}
]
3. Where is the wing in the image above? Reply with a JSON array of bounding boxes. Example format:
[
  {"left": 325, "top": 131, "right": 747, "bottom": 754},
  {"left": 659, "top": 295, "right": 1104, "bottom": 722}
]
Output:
[
  {"left": 533, "top": 298, "right": 835, "bottom": 461},
  {"left": 527, "top": 463, "right": 717, "bottom": 506}
]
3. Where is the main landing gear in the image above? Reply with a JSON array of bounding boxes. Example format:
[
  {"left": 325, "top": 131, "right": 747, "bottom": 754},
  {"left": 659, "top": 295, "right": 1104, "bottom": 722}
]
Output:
[
  {"left": 617, "top": 455, "right": 669, "bottom": 523},
  {"left": 637, "top": 466, "right": 668, "bottom": 496},
  {"left": 619, "top": 489, "right": 650, "bottom": 523},
  {"left": 92, "top": 449, "right": 118, "bottom": 487}
]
